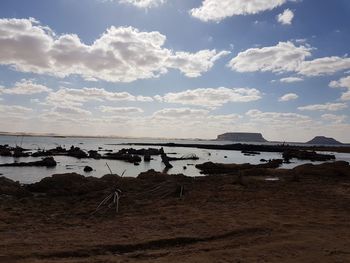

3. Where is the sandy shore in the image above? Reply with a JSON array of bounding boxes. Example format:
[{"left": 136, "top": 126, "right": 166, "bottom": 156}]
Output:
[{"left": 1, "top": 161, "right": 350, "bottom": 262}]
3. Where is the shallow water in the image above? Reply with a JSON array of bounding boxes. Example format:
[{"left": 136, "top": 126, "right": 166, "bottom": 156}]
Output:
[{"left": 1, "top": 135, "right": 350, "bottom": 184}]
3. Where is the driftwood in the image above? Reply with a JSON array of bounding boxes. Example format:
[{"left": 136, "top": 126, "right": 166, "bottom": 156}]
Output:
[
  {"left": 91, "top": 164, "right": 126, "bottom": 215},
  {"left": 160, "top": 148, "right": 173, "bottom": 168},
  {"left": 167, "top": 154, "right": 199, "bottom": 161}
]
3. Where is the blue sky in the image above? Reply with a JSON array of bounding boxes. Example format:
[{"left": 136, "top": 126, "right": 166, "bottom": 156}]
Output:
[{"left": 0, "top": 0, "right": 350, "bottom": 142}]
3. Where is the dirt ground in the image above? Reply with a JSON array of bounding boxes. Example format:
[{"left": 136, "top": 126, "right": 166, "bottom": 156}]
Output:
[{"left": 1, "top": 162, "right": 350, "bottom": 263}]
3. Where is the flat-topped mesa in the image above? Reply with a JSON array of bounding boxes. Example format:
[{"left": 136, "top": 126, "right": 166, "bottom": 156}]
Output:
[
  {"left": 217, "top": 132, "right": 267, "bottom": 143},
  {"left": 306, "top": 136, "right": 343, "bottom": 145}
]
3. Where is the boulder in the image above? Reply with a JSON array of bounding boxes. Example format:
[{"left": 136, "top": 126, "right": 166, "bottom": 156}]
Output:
[{"left": 84, "top": 166, "right": 93, "bottom": 172}]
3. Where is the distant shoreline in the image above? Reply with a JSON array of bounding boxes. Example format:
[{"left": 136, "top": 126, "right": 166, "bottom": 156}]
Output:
[{"left": 0, "top": 131, "right": 349, "bottom": 146}]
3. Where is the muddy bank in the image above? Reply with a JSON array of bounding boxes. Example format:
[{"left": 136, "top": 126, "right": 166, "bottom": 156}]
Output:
[{"left": 1, "top": 161, "right": 350, "bottom": 262}]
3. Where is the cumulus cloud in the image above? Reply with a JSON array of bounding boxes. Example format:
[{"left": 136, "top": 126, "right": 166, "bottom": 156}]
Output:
[
  {"left": 340, "top": 90, "right": 350, "bottom": 101},
  {"left": 155, "top": 87, "right": 262, "bottom": 108},
  {"left": 329, "top": 75, "right": 350, "bottom": 89},
  {"left": 119, "top": 0, "right": 165, "bottom": 8},
  {"left": 99, "top": 106, "right": 144, "bottom": 114},
  {"left": 277, "top": 9, "right": 294, "bottom": 25},
  {"left": 46, "top": 87, "right": 153, "bottom": 107},
  {"left": 0, "top": 79, "right": 51, "bottom": 95},
  {"left": 280, "top": 77, "right": 303, "bottom": 83},
  {"left": 329, "top": 76, "right": 350, "bottom": 101},
  {"left": 0, "top": 18, "right": 228, "bottom": 82},
  {"left": 228, "top": 41, "right": 312, "bottom": 74},
  {"left": 298, "top": 102, "right": 348, "bottom": 112},
  {"left": 191, "top": 0, "right": 288, "bottom": 22},
  {"left": 228, "top": 41, "right": 350, "bottom": 77},
  {"left": 279, "top": 93, "right": 298, "bottom": 101},
  {"left": 298, "top": 57, "right": 350, "bottom": 76}
]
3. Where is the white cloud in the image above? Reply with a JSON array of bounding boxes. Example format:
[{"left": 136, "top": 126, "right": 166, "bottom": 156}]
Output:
[
  {"left": 0, "top": 18, "right": 228, "bottom": 82},
  {"left": 321, "top": 114, "right": 346, "bottom": 124},
  {"left": 279, "top": 93, "right": 298, "bottom": 101},
  {"left": 156, "top": 87, "right": 262, "bottom": 108},
  {"left": 329, "top": 75, "right": 350, "bottom": 89},
  {"left": 0, "top": 79, "right": 51, "bottom": 95},
  {"left": 228, "top": 41, "right": 312, "bottom": 74},
  {"left": 298, "top": 57, "right": 350, "bottom": 76},
  {"left": 298, "top": 102, "right": 348, "bottom": 112},
  {"left": 167, "top": 50, "right": 230, "bottom": 78},
  {"left": 280, "top": 77, "right": 303, "bottom": 83},
  {"left": 191, "top": 0, "right": 288, "bottom": 22},
  {"left": 277, "top": 9, "right": 294, "bottom": 25},
  {"left": 340, "top": 90, "right": 350, "bottom": 101},
  {"left": 329, "top": 76, "right": 350, "bottom": 101},
  {"left": 46, "top": 87, "right": 153, "bottom": 107},
  {"left": 119, "top": 0, "right": 165, "bottom": 8},
  {"left": 99, "top": 106, "right": 144, "bottom": 114},
  {"left": 228, "top": 41, "right": 350, "bottom": 77}
]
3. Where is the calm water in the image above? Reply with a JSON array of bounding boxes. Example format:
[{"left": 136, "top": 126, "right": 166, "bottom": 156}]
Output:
[{"left": 1, "top": 135, "right": 349, "bottom": 184}]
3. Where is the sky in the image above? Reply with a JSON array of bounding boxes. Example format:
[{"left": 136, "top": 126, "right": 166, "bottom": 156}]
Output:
[{"left": 0, "top": 0, "right": 350, "bottom": 142}]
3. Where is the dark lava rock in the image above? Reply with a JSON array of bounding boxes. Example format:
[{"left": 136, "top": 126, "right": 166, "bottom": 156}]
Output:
[
  {"left": 119, "top": 148, "right": 161, "bottom": 156},
  {"left": 68, "top": 146, "right": 88, "bottom": 159},
  {"left": 88, "top": 150, "right": 101, "bottom": 159},
  {"left": 32, "top": 150, "right": 53, "bottom": 157},
  {"left": 0, "top": 157, "right": 57, "bottom": 168},
  {"left": 241, "top": 150, "right": 261, "bottom": 155},
  {"left": 196, "top": 159, "right": 283, "bottom": 175},
  {"left": 144, "top": 152, "right": 151, "bottom": 162},
  {"left": 104, "top": 152, "right": 142, "bottom": 163},
  {"left": 283, "top": 150, "right": 335, "bottom": 162},
  {"left": 13, "top": 147, "right": 30, "bottom": 158},
  {"left": 84, "top": 166, "right": 93, "bottom": 172},
  {"left": 0, "top": 147, "right": 12, "bottom": 157}
]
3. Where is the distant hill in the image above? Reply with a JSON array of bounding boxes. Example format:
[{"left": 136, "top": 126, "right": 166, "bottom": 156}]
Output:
[
  {"left": 217, "top": 132, "right": 267, "bottom": 143},
  {"left": 306, "top": 136, "right": 343, "bottom": 145}
]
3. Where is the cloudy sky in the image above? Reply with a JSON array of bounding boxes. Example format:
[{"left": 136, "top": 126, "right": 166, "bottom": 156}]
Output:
[{"left": 0, "top": 0, "right": 350, "bottom": 142}]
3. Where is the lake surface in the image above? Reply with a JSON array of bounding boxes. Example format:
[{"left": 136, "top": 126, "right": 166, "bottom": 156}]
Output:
[{"left": 1, "top": 135, "right": 350, "bottom": 184}]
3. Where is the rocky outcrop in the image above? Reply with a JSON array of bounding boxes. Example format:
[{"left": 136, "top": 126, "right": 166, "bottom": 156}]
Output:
[{"left": 217, "top": 132, "right": 267, "bottom": 142}]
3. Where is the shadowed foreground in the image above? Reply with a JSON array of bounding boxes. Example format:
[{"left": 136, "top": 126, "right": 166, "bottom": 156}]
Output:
[{"left": 1, "top": 162, "right": 350, "bottom": 262}]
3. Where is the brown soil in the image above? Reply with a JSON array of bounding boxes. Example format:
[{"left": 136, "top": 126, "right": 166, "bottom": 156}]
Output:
[{"left": 1, "top": 162, "right": 350, "bottom": 262}]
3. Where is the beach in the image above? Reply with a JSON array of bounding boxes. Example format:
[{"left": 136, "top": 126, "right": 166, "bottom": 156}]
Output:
[{"left": 1, "top": 161, "right": 350, "bottom": 262}]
